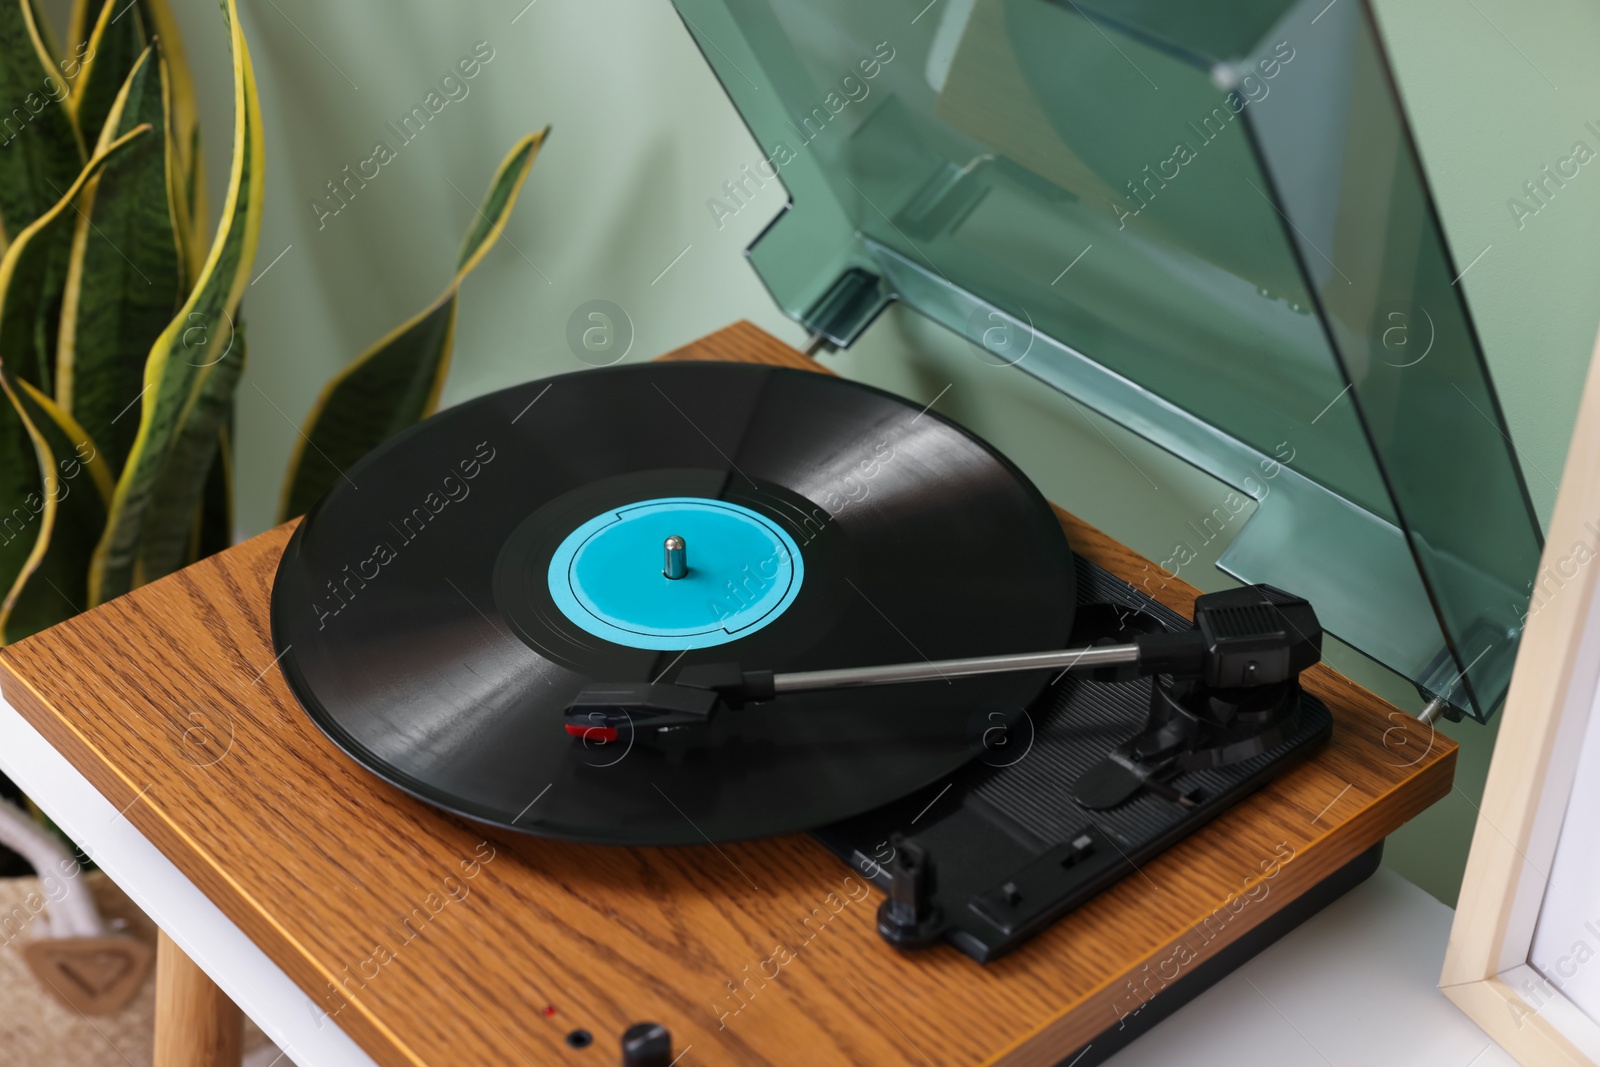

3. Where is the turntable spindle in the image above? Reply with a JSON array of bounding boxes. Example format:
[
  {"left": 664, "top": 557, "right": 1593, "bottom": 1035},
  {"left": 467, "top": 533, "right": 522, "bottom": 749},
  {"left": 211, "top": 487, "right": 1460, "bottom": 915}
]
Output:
[{"left": 662, "top": 535, "right": 687, "bottom": 580}]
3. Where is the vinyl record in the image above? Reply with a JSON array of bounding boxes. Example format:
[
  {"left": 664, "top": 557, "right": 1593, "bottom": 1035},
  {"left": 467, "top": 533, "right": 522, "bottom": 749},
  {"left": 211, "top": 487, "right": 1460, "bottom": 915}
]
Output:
[{"left": 271, "top": 362, "right": 1075, "bottom": 844}]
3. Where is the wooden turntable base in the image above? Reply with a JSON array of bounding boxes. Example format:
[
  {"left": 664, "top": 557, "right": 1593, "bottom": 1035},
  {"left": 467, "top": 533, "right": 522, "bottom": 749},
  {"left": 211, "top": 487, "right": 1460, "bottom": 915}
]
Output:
[{"left": 0, "top": 322, "right": 1453, "bottom": 1066}]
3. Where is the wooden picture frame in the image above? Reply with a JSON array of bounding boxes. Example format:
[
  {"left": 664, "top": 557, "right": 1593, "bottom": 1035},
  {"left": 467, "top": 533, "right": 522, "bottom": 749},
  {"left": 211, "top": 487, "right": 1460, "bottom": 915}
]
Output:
[{"left": 1443, "top": 326, "right": 1600, "bottom": 1064}]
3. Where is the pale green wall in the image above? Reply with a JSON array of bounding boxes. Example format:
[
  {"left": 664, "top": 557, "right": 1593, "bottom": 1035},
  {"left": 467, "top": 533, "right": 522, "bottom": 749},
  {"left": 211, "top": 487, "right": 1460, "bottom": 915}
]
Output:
[
  {"left": 153, "top": 0, "right": 1600, "bottom": 905},
  {"left": 1358, "top": 0, "right": 1600, "bottom": 904}
]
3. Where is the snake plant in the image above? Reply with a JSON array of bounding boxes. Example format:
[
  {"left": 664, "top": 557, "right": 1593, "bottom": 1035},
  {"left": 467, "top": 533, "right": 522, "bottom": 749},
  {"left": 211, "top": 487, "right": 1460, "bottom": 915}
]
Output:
[{"left": 0, "top": 0, "right": 546, "bottom": 643}]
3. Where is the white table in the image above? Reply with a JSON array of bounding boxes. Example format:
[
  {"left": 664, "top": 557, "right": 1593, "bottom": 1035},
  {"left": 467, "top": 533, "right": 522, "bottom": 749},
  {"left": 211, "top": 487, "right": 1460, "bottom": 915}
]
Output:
[{"left": 0, "top": 695, "right": 1515, "bottom": 1067}]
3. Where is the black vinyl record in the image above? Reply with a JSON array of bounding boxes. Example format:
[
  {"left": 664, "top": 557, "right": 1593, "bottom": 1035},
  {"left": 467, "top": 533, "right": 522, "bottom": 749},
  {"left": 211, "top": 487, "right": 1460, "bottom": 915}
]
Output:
[{"left": 272, "top": 362, "right": 1075, "bottom": 844}]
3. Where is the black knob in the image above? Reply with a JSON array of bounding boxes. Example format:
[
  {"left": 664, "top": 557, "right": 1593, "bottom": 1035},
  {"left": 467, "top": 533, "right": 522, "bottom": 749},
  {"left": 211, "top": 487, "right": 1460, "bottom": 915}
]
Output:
[{"left": 621, "top": 1022, "right": 671, "bottom": 1067}]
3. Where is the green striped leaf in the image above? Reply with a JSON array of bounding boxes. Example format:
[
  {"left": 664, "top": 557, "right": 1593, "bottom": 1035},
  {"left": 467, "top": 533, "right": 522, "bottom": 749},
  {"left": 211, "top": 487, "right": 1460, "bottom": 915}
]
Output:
[
  {"left": 57, "top": 43, "right": 184, "bottom": 474},
  {"left": 0, "top": 0, "right": 86, "bottom": 247},
  {"left": 0, "top": 374, "right": 42, "bottom": 619},
  {"left": 69, "top": 0, "right": 145, "bottom": 149},
  {"left": 142, "top": 319, "right": 242, "bottom": 574},
  {"left": 0, "top": 372, "right": 110, "bottom": 642},
  {"left": 64, "top": 0, "right": 108, "bottom": 60},
  {"left": 278, "top": 128, "right": 548, "bottom": 521},
  {"left": 135, "top": 0, "right": 203, "bottom": 276},
  {"left": 0, "top": 124, "right": 148, "bottom": 396},
  {"left": 23, "top": 0, "right": 57, "bottom": 67},
  {"left": 89, "top": 0, "right": 261, "bottom": 603}
]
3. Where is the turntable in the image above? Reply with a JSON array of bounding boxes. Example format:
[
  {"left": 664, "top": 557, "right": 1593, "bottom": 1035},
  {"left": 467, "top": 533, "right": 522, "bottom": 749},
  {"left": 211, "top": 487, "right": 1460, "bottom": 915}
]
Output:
[
  {"left": 270, "top": 354, "right": 1339, "bottom": 971},
  {"left": 0, "top": 0, "right": 1543, "bottom": 1064}
]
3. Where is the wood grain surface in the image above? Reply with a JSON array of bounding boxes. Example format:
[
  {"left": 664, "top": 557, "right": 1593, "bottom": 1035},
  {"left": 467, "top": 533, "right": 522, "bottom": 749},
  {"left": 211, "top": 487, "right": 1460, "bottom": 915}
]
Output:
[{"left": 0, "top": 321, "right": 1455, "bottom": 1066}]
